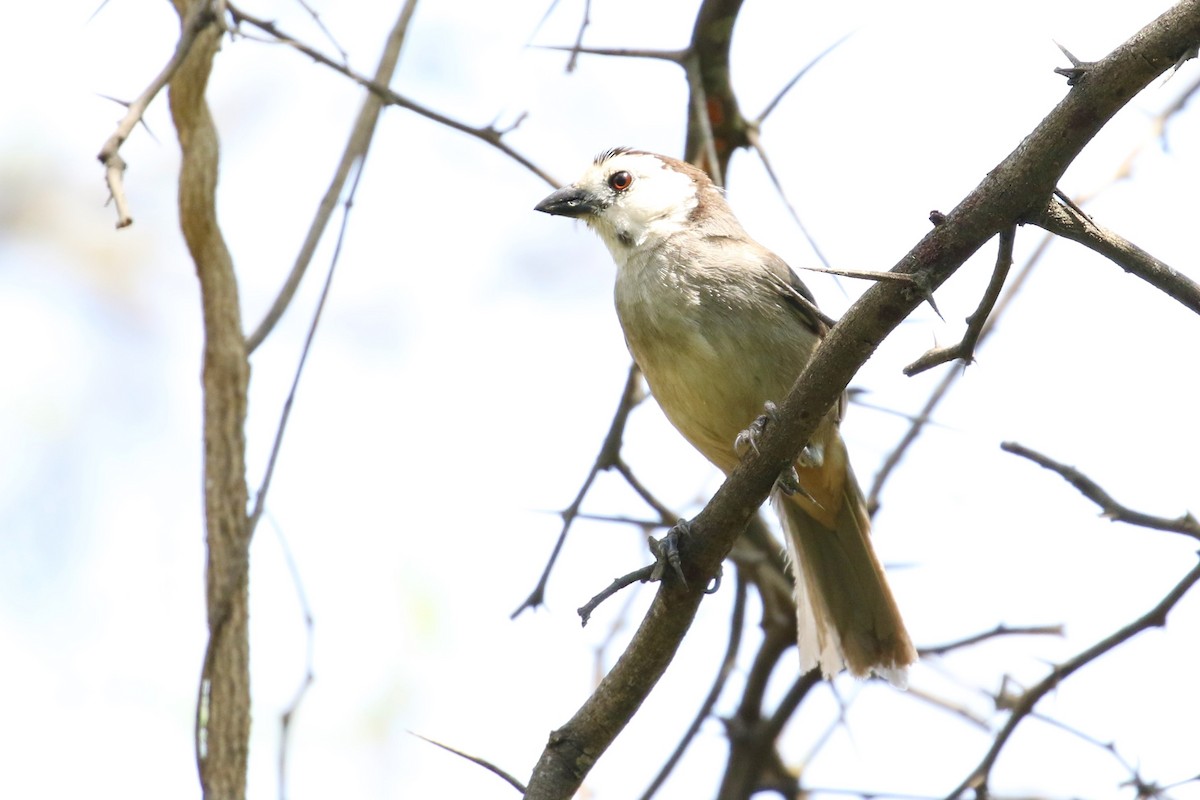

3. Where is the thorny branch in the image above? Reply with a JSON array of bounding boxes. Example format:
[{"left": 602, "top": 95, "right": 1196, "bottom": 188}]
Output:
[
  {"left": 904, "top": 226, "right": 1015, "bottom": 376},
  {"left": 97, "top": 0, "right": 219, "bottom": 227},
  {"left": 525, "top": 5, "right": 1200, "bottom": 797},
  {"left": 868, "top": 61, "right": 1200, "bottom": 514},
  {"left": 1026, "top": 191, "right": 1200, "bottom": 317}
]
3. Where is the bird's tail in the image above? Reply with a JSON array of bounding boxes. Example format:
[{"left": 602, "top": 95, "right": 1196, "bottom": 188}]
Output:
[{"left": 771, "top": 426, "right": 916, "bottom": 687}]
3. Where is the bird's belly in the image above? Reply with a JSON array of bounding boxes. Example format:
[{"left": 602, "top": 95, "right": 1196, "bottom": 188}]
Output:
[{"left": 627, "top": 321, "right": 797, "bottom": 475}]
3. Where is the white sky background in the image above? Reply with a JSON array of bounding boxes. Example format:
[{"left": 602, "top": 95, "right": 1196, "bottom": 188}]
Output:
[{"left": 2, "top": 0, "right": 1198, "bottom": 798}]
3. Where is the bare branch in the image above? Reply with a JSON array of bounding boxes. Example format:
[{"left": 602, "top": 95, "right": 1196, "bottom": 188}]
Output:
[
  {"left": 918, "top": 623, "right": 1065, "bottom": 658},
  {"left": 97, "top": 0, "right": 218, "bottom": 227},
  {"left": 167, "top": 1, "right": 251, "bottom": 793},
  {"left": 244, "top": 0, "right": 419, "bottom": 353},
  {"left": 226, "top": 3, "right": 559, "bottom": 187},
  {"left": 1026, "top": 192, "right": 1200, "bottom": 317},
  {"left": 410, "top": 732, "right": 527, "bottom": 794},
  {"left": 1001, "top": 442, "right": 1200, "bottom": 539},
  {"left": 946, "top": 557, "right": 1200, "bottom": 799},
  {"left": 268, "top": 514, "right": 315, "bottom": 800},
  {"left": 564, "top": 0, "right": 592, "bottom": 72},
  {"left": 248, "top": 160, "right": 364, "bottom": 534},
  {"left": 904, "top": 226, "right": 1015, "bottom": 376},
  {"left": 512, "top": 363, "right": 647, "bottom": 618},
  {"left": 531, "top": 44, "right": 685, "bottom": 62},
  {"left": 524, "top": 7, "right": 1200, "bottom": 796},
  {"left": 755, "top": 31, "right": 854, "bottom": 124},
  {"left": 293, "top": 0, "right": 349, "bottom": 65},
  {"left": 577, "top": 565, "right": 656, "bottom": 627}
]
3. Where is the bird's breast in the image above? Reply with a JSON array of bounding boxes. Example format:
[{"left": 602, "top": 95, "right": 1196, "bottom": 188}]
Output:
[{"left": 613, "top": 254, "right": 813, "bottom": 474}]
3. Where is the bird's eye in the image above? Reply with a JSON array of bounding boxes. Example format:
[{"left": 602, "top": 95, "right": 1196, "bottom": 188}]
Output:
[{"left": 608, "top": 171, "right": 633, "bottom": 192}]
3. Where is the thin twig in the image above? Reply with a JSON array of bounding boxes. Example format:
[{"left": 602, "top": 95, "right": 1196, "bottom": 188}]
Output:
[
  {"left": 746, "top": 128, "right": 833, "bottom": 270},
  {"left": 245, "top": 0, "right": 419, "bottom": 353},
  {"left": 409, "top": 732, "right": 527, "bottom": 794},
  {"left": 755, "top": 31, "right": 854, "bottom": 124},
  {"left": 903, "top": 686, "right": 991, "bottom": 730},
  {"left": 918, "top": 623, "right": 1064, "bottom": 657},
  {"left": 293, "top": 0, "right": 348, "bottom": 65},
  {"left": 532, "top": 44, "right": 685, "bottom": 62},
  {"left": 267, "top": 513, "right": 315, "bottom": 800},
  {"left": 904, "top": 226, "right": 1016, "bottom": 376},
  {"left": 613, "top": 457, "right": 679, "bottom": 523},
  {"left": 1001, "top": 442, "right": 1200, "bottom": 539},
  {"left": 512, "top": 364, "right": 646, "bottom": 618},
  {"left": 799, "top": 263, "right": 942, "bottom": 318},
  {"left": 248, "top": 157, "right": 365, "bottom": 534},
  {"left": 226, "top": 3, "right": 559, "bottom": 187},
  {"left": 564, "top": 0, "right": 592, "bottom": 72},
  {"left": 684, "top": 50, "right": 723, "bottom": 187},
  {"left": 577, "top": 565, "right": 656, "bottom": 627}
]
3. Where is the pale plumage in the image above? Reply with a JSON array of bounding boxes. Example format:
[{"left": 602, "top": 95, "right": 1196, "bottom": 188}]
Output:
[{"left": 536, "top": 149, "right": 915, "bottom": 684}]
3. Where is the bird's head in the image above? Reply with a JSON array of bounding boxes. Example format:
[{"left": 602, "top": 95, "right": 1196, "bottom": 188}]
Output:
[{"left": 535, "top": 148, "right": 733, "bottom": 259}]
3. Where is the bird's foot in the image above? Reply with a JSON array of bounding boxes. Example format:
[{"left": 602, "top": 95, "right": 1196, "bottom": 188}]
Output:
[
  {"left": 735, "top": 402, "right": 820, "bottom": 500},
  {"left": 648, "top": 520, "right": 690, "bottom": 587},
  {"left": 734, "top": 401, "right": 781, "bottom": 459}
]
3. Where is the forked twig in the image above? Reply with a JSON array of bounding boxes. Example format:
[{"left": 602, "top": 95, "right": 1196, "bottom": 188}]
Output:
[{"left": 904, "top": 226, "right": 1015, "bottom": 376}]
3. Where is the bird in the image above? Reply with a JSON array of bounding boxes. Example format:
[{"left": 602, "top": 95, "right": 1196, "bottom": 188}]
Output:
[{"left": 534, "top": 147, "right": 916, "bottom": 685}]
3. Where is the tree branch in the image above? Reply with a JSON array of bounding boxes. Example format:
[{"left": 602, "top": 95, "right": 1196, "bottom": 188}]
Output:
[
  {"left": 97, "top": 0, "right": 218, "bottom": 227},
  {"left": 512, "top": 363, "right": 649, "bottom": 618},
  {"left": 226, "top": 3, "right": 559, "bottom": 188},
  {"left": 166, "top": 0, "right": 251, "bottom": 795},
  {"left": 946, "top": 556, "right": 1200, "bottom": 799},
  {"left": 244, "top": 0, "right": 420, "bottom": 353},
  {"left": 522, "top": 6, "right": 1200, "bottom": 796},
  {"left": 1001, "top": 441, "right": 1200, "bottom": 539},
  {"left": 904, "top": 226, "right": 1015, "bottom": 376},
  {"left": 1026, "top": 192, "right": 1200, "bottom": 317}
]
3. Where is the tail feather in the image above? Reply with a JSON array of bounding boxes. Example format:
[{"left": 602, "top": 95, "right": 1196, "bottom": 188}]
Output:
[{"left": 772, "top": 429, "right": 916, "bottom": 686}]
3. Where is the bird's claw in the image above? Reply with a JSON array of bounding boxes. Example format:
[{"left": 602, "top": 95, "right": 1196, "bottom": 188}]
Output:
[
  {"left": 648, "top": 520, "right": 689, "bottom": 588},
  {"left": 734, "top": 401, "right": 780, "bottom": 459},
  {"left": 798, "top": 441, "right": 824, "bottom": 469}
]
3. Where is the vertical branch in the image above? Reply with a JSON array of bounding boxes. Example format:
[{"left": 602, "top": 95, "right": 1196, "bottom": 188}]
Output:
[{"left": 167, "top": 1, "right": 252, "bottom": 797}]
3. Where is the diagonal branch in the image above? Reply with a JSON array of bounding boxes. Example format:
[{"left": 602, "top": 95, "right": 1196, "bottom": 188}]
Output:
[
  {"left": 244, "top": 0, "right": 419, "bottom": 353},
  {"left": 1026, "top": 192, "right": 1200, "bottom": 317},
  {"left": 226, "top": 3, "right": 559, "bottom": 188},
  {"left": 511, "top": 363, "right": 649, "bottom": 618},
  {"left": 522, "top": 6, "right": 1200, "bottom": 797},
  {"left": 945, "top": 557, "right": 1200, "bottom": 799}
]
